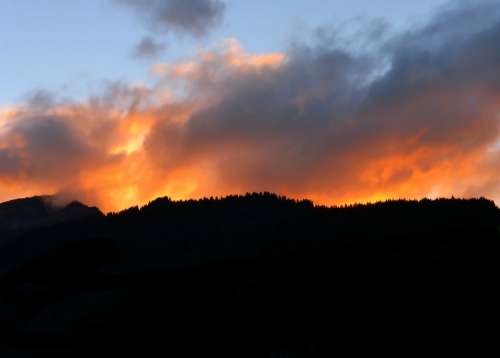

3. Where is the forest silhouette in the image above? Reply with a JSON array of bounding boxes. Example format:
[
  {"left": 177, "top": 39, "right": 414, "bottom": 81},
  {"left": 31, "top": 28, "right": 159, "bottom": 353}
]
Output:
[{"left": 0, "top": 192, "right": 499, "bottom": 353}]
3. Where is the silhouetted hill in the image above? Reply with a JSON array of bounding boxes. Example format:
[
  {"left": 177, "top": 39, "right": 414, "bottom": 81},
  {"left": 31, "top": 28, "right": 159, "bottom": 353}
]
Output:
[
  {"left": 0, "top": 193, "right": 499, "bottom": 353},
  {"left": 0, "top": 196, "right": 103, "bottom": 237}
]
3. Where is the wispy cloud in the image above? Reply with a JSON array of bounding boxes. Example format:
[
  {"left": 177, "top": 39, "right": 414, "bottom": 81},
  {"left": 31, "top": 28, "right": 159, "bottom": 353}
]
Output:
[
  {"left": 115, "top": 0, "right": 225, "bottom": 38},
  {"left": 133, "top": 36, "right": 168, "bottom": 59}
]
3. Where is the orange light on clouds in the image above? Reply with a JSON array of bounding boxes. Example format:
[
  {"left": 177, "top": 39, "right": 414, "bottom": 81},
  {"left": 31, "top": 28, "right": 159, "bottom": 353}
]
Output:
[
  {"left": 1, "top": 38, "right": 500, "bottom": 212},
  {"left": 110, "top": 113, "right": 154, "bottom": 155},
  {"left": 150, "top": 38, "right": 285, "bottom": 83},
  {"left": 0, "top": 107, "right": 19, "bottom": 136},
  {"left": 1, "top": 101, "right": 498, "bottom": 213}
]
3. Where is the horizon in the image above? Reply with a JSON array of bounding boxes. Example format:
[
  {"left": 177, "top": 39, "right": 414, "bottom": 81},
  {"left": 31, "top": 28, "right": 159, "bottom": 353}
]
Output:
[
  {"left": 2, "top": 191, "right": 499, "bottom": 215},
  {"left": 1, "top": 0, "right": 500, "bottom": 212}
]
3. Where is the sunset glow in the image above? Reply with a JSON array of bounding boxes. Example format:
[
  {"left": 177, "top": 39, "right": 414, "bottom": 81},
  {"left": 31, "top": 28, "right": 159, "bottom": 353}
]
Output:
[{"left": 1, "top": 1, "right": 500, "bottom": 212}]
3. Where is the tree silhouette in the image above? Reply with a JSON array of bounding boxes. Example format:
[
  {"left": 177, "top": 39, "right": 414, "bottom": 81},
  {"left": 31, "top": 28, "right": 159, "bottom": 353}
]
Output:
[{"left": 0, "top": 193, "right": 498, "bottom": 352}]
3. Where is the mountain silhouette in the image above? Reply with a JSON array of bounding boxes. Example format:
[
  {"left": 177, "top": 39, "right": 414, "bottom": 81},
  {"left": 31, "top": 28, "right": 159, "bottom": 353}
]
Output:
[
  {"left": 0, "top": 193, "right": 499, "bottom": 353},
  {"left": 0, "top": 196, "right": 103, "bottom": 237}
]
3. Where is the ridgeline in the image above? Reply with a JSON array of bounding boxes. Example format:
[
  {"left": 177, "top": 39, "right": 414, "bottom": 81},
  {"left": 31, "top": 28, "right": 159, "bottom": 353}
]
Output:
[{"left": 0, "top": 193, "right": 499, "bottom": 352}]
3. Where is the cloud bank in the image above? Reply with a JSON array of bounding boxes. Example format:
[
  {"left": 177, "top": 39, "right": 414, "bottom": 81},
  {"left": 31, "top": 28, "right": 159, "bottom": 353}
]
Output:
[{"left": 1, "top": 1, "right": 500, "bottom": 211}]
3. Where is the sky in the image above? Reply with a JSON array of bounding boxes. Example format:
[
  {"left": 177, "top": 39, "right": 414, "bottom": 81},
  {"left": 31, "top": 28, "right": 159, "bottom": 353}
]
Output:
[
  {"left": 1, "top": 0, "right": 449, "bottom": 106},
  {"left": 1, "top": 0, "right": 500, "bottom": 211}
]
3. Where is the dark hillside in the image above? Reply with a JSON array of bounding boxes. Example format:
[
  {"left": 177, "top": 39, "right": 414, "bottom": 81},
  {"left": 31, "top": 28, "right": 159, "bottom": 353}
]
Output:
[
  {"left": 0, "top": 193, "right": 499, "bottom": 352},
  {"left": 0, "top": 196, "right": 102, "bottom": 238}
]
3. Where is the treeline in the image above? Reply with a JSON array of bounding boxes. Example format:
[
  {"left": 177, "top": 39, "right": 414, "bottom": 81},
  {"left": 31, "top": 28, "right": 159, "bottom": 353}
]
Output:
[{"left": 0, "top": 193, "right": 499, "bottom": 352}]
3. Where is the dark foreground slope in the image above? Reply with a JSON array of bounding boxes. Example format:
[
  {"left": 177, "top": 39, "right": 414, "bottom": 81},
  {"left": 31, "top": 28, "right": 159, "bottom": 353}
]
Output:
[
  {"left": 0, "top": 193, "right": 499, "bottom": 352},
  {"left": 0, "top": 196, "right": 102, "bottom": 238}
]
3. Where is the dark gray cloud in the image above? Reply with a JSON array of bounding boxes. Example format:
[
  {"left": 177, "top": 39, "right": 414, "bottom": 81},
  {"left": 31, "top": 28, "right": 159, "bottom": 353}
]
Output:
[
  {"left": 145, "top": 0, "right": 500, "bottom": 201},
  {"left": 133, "top": 36, "right": 167, "bottom": 59},
  {"left": 0, "top": 114, "right": 100, "bottom": 184},
  {"left": 0, "top": 151, "right": 20, "bottom": 176},
  {"left": 115, "top": 0, "right": 225, "bottom": 37}
]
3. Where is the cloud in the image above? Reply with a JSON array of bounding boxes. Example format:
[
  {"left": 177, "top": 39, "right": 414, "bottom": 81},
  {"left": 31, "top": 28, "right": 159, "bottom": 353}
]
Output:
[
  {"left": 115, "top": 0, "right": 225, "bottom": 38},
  {"left": 150, "top": 39, "right": 285, "bottom": 84},
  {"left": 1, "top": 1, "right": 500, "bottom": 211},
  {"left": 133, "top": 36, "right": 167, "bottom": 59},
  {"left": 144, "top": 1, "right": 500, "bottom": 204},
  {"left": 0, "top": 85, "right": 160, "bottom": 210}
]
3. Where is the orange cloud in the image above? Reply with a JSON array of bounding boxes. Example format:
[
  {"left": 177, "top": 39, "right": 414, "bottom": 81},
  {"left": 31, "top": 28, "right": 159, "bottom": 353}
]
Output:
[
  {"left": 151, "top": 38, "right": 285, "bottom": 82},
  {"left": 0, "top": 107, "right": 19, "bottom": 138}
]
